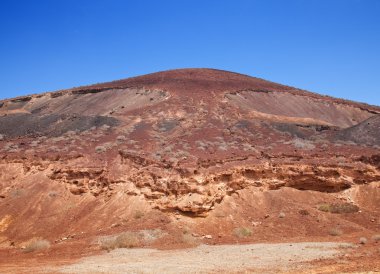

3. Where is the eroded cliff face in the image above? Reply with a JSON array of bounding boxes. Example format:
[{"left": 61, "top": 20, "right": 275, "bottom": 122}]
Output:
[
  {"left": 0, "top": 68, "right": 379, "bottom": 248},
  {"left": 0, "top": 149, "right": 379, "bottom": 248},
  {"left": 66, "top": 162, "right": 379, "bottom": 214},
  {"left": 3, "top": 150, "right": 379, "bottom": 216}
]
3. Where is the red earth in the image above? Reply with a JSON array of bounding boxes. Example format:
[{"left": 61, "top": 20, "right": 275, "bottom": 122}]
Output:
[{"left": 0, "top": 68, "right": 379, "bottom": 272}]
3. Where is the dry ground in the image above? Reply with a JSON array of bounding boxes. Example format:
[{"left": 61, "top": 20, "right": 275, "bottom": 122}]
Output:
[{"left": 0, "top": 242, "right": 356, "bottom": 274}]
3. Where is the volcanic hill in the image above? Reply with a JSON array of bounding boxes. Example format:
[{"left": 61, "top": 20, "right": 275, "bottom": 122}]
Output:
[{"left": 0, "top": 68, "right": 379, "bottom": 269}]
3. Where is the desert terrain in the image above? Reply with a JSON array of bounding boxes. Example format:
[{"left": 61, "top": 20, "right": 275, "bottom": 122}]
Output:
[{"left": 0, "top": 68, "right": 379, "bottom": 273}]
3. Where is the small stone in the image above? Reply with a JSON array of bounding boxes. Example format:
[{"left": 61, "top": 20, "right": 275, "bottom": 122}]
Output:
[
  {"left": 204, "top": 235, "right": 213, "bottom": 239},
  {"left": 264, "top": 214, "right": 270, "bottom": 219}
]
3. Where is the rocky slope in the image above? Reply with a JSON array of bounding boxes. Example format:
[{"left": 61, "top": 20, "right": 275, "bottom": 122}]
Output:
[{"left": 0, "top": 68, "right": 379, "bottom": 261}]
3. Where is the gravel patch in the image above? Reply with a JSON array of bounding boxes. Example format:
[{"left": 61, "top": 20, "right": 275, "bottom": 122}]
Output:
[{"left": 59, "top": 242, "right": 347, "bottom": 274}]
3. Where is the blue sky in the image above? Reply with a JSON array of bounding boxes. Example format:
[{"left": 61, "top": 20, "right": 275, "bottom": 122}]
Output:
[{"left": 0, "top": 0, "right": 379, "bottom": 105}]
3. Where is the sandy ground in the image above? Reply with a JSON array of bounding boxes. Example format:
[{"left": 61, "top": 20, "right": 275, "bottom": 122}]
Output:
[{"left": 53, "top": 242, "right": 352, "bottom": 274}]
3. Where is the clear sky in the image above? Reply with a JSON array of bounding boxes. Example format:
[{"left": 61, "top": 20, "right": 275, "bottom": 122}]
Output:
[{"left": 0, "top": 0, "right": 379, "bottom": 105}]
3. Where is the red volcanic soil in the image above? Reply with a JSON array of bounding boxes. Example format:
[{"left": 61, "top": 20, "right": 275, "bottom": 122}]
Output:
[{"left": 0, "top": 68, "right": 379, "bottom": 272}]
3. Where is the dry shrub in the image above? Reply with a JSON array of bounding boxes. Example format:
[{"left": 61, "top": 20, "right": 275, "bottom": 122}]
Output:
[
  {"left": 134, "top": 210, "right": 144, "bottom": 219},
  {"left": 115, "top": 232, "right": 139, "bottom": 248},
  {"left": 298, "top": 209, "right": 309, "bottom": 216},
  {"left": 233, "top": 227, "right": 252, "bottom": 238},
  {"left": 3, "top": 143, "right": 19, "bottom": 152},
  {"left": 329, "top": 228, "right": 343, "bottom": 236},
  {"left": 23, "top": 239, "right": 50, "bottom": 253},
  {"left": 10, "top": 189, "right": 26, "bottom": 198},
  {"left": 291, "top": 138, "right": 315, "bottom": 150},
  {"left": 95, "top": 142, "right": 115, "bottom": 153},
  {"left": 100, "top": 125, "right": 111, "bottom": 131},
  {"left": 30, "top": 140, "right": 40, "bottom": 147},
  {"left": 95, "top": 146, "right": 107, "bottom": 153},
  {"left": 333, "top": 203, "right": 360, "bottom": 213},
  {"left": 100, "top": 232, "right": 140, "bottom": 251},
  {"left": 318, "top": 203, "right": 359, "bottom": 214},
  {"left": 116, "top": 135, "right": 127, "bottom": 143},
  {"left": 372, "top": 235, "right": 380, "bottom": 243},
  {"left": 181, "top": 234, "right": 200, "bottom": 247},
  {"left": 318, "top": 204, "right": 331, "bottom": 212}
]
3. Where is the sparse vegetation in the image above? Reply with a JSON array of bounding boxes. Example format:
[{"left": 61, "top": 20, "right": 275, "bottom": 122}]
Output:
[
  {"left": 286, "top": 138, "right": 316, "bottom": 150},
  {"left": 10, "top": 188, "right": 25, "bottom": 198},
  {"left": 100, "top": 232, "right": 140, "bottom": 251},
  {"left": 298, "top": 209, "right": 309, "bottom": 216},
  {"left": 23, "top": 239, "right": 50, "bottom": 253},
  {"left": 99, "top": 229, "right": 164, "bottom": 251},
  {"left": 329, "top": 228, "right": 343, "bottom": 236},
  {"left": 134, "top": 210, "right": 144, "bottom": 219},
  {"left": 181, "top": 233, "right": 200, "bottom": 247},
  {"left": 156, "top": 119, "right": 179, "bottom": 132},
  {"left": 233, "top": 227, "right": 252, "bottom": 238},
  {"left": 48, "top": 191, "right": 58, "bottom": 198},
  {"left": 95, "top": 142, "right": 115, "bottom": 153},
  {"left": 318, "top": 204, "right": 331, "bottom": 212},
  {"left": 47, "top": 145, "right": 60, "bottom": 152},
  {"left": 65, "top": 130, "right": 78, "bottom": 137},
  {"left": 100, "top": 124, "right": 111, "bottom": 131},
  {"left": 317, "top": 203, "right": 359, "bottom": 214},
  {"left": 50, "top": 136, "right": 66, "bottom": 143},
  {"left": 95, "top": 145, "right": 107, "bottom": 153},
  {"left": 372, "top": 235, "right": 380, "bottom": 243},
  {"left": 29, "top": 140, "right": 40, "bottom": 147},
  {"left": 116, "top": 135, "right": 127, "bottom": 142},
  {"left": 359, "top": 237, "right": 368, "bottom": 245},
  {"left": 3, "top": 142, "right": 19, "bottom": 152}
]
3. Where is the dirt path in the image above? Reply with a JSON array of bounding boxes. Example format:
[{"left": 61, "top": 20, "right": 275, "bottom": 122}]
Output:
[{"left": 55, "top": 242, "right": 352, "bottom": 274}]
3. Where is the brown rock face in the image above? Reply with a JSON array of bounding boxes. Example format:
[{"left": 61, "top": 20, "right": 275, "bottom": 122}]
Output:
[{"left": 0, "top": 68, "right": 379, "bottom": 250}]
